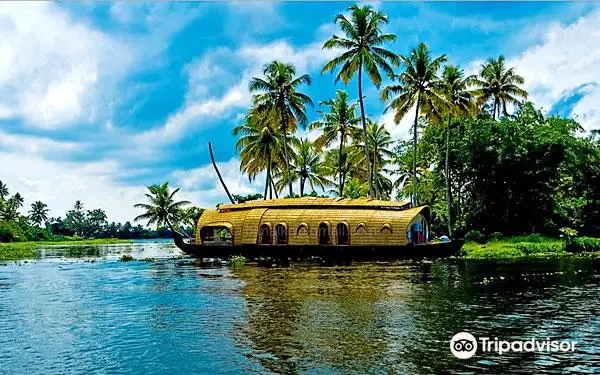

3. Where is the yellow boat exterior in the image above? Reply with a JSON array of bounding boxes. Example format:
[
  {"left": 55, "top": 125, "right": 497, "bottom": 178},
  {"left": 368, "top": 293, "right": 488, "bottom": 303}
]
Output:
[{"left": 195, "top": 197, "right": 430, "bottom": 247}]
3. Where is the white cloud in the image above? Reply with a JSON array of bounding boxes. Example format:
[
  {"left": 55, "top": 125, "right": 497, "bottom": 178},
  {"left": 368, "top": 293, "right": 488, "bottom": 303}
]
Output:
[
  {"left": 170, "top": 157, "right": 262, "bottom": 205},
  {"left": 0, "top": 131, "right": 80, "bottom": 156},
  {"left": 1, "top": 152, "right": 146, "bottom": 222},
  {"left": 509, "top": 9, "right": 600, "bottom": 131},
  {"left": 0, "top": 3, "right": 134, "bottom": 129},
  {"left": 378, "top": 105, "right": 415, "bottom": 142},
  {"left": 135, "top": 39, "right": 340, "bottom": 147}
]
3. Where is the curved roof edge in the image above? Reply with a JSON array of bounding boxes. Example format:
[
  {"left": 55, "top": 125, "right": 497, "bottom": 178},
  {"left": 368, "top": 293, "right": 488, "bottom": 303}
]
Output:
[{"left": 218, "top": 197, "right": 412, "bottom": 211}]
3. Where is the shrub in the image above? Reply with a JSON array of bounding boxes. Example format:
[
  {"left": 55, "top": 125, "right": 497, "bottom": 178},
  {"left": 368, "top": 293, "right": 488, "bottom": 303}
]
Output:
[
  {"left": 506, "top": 233, "right": 549, "bottom": 243},
  {"left": 0, "top": 221, "right": 27, "bottom": 242},
  {"left": 565, "top": 237, "right": 600, "bottom": 253},
  {"left": 488, "top": 232, "right": 503, "bottom": 242},
  {"left": 119, "top": 254, "right": 135, "bottom": 262},
  {"left": 228, "top": 255, "right": 247, "bottom": 267},
  {"left": 465, "top": 230, "right": 486, "bottom": 244},
  {"left": 514, "top": 242, "right": 564, "bottom": 255}
]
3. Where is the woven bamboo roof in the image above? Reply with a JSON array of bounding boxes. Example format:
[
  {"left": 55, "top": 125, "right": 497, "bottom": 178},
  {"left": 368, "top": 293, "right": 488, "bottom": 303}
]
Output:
[{"left": 218, "top": 197, "right": 412, "bottom": 212}]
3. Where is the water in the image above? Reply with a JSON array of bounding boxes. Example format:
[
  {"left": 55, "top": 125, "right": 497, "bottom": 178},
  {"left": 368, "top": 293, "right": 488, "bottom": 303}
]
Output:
[{"left": 0, "top": 242, "right": 599, "bottom": 374}]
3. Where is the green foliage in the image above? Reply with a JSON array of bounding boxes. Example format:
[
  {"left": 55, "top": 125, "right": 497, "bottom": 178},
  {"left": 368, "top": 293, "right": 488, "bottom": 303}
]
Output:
[
  {"left": 233, "top": 194, "right": 263, "bottom": 203},
  {"left": 464, "top": 230, "right": 486, "bottom": 244},
  {"left": 488, "top": 232, "right": 503, "bottom": 242},
  {"left": 464, "top": 238, "right": 565, "bottom": 259},
  {"left": 0, "top": 242, "right": 37, "bottom": 260},
  {"left": 228, "top": 255, "right": 247, "bottom": 267},
  {"left": 565, "top": 237, "right": 600, "bottom": 253},
  {"left": 514, "top": 242, "right": 564, "bottom": 255},
  {"left": 0, "top": 221, "right": 26, "bottom": 242},
  {"left": 119, "top": 254, "right": 135, "bottom": 262}
]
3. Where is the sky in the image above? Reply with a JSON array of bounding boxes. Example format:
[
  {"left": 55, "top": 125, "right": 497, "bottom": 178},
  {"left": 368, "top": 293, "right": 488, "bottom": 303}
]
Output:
[{"left": 1, "top": 1, "right": 600, "bottom": 223}]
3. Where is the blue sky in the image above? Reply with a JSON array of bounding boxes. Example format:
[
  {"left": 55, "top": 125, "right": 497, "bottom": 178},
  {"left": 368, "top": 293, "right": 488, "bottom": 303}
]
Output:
[{"left": 1, "top": 2, "right": 600, "bottom": 222}]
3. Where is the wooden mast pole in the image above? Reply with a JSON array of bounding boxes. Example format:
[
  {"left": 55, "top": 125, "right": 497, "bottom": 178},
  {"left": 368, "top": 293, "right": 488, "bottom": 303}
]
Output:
[{"left": 209, "top": 142, "right": 236, "bottom": 204}]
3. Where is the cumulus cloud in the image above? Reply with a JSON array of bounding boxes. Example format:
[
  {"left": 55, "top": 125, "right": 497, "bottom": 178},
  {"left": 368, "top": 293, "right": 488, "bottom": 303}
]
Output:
[
  {"left": 509, "top": 9, "right": 600, "bottom": 131},
  {"left": 0, "top": 3, "right": 134, "bottom": 129},
  {"left": 135, "top": 39, "right": 339, "bottom": 146}
]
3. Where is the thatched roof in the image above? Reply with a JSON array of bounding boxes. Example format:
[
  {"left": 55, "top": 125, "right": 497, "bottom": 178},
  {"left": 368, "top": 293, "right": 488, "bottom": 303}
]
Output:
[{"left": 218, "top": 197, "right": 411, "bottom": 212}]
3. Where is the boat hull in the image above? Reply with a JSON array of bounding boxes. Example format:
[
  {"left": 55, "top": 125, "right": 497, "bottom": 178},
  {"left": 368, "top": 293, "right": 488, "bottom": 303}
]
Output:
[{"left": 173, "top": 233, "right": 464, "bottom": 262}]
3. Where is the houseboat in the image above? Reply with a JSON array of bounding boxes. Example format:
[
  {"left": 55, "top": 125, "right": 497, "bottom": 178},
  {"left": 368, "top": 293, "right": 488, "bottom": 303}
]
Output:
[{"left": 173, "top": 197, "right": 464, "bottom": 262}]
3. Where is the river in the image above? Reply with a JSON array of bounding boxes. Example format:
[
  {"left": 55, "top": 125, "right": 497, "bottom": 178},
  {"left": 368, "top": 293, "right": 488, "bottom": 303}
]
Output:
[{"left": 0, "top": 241, "right": 598, "bottom": 374}]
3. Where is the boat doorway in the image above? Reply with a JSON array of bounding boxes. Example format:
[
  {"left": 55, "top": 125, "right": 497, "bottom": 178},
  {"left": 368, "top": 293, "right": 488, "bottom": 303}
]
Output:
[
  {"left": 200, "top": 225, "right": 233, "bottom": 245},
  {"left": 319, "top": 223, "right": 330, "bottom": 245}
]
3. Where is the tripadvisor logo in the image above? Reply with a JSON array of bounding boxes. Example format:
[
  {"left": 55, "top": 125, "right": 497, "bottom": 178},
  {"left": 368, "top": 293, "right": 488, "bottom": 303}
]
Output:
[
  {"left": 450, "top": 332, "right": 477, "bottom": 359},
  {"left": 450, "top": 332, "right": 577, "bottom": 359}
]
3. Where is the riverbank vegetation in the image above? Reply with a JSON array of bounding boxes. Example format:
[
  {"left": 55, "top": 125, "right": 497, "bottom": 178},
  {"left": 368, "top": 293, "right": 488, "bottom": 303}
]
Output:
[{"left": 0, "top": 181, "right": 203, "bottom": 244}]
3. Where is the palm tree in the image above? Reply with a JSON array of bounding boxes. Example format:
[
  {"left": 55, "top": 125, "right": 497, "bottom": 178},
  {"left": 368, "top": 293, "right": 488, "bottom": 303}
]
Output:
[
  {"left": 343, "top": 177, "right": 369, "bottom": 199},
  {"left": 322, "top": 4, "right": 398, "bottom": 197},
  {"left": 365, "top": 121, "right": 394, "bottom": 199},
  {"left": 134, "top": 182, "right": 191, "bottom": 234},
  {"left": 233, "top": 107, "right": 286, "bottom": 200},
  {"left": 309, "top": 90, "right": 360, "bottom": 196},
  {"left": 275, "top": 138, "right": 331, "bottom": 196},
  {"left": 29, "top": 201, "right": 49, "bottom": 226},
  {"left": 381, "top": 42, "right": 447, "bottom": 206},
  {"left": 475, "top": 55, "right": 528, "bottom": 119},
  {"left": 10, "top": 193, "right": 24, "bottom": 208},
  {"left": 0, "top": 181, "right": 8, "bottom": 201},
  {"left": 439, "top": 65, "right": 477, "bottom": 236},
  {"left": 249, "top": 61, "right": 313, "bottom": 196}
]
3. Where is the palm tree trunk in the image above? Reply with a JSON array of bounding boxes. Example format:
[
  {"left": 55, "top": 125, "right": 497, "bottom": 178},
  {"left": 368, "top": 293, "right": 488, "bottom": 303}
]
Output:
[
  {"left": 300, "top": 177, "right": 305, "bottom": 196},
  {"left": 271, "top": 176, "right": 279, "bottom": 199},
  {"left": 445, "top": 115, "right": 452, "bottom": 237},
  {"left": 264, "top": 154, "right": 271, "bottom": 200},
  {"left": 357, "top": 62, "right": 374, "bottom": 198},
  {"left": 338, "top": 133, "right": 344, "bottom": 197},
  {"left": 209, "top": 142, "right": 235, "bottom": 204},
  {"left": 280, "top": 103, "right": 294, "bottom": 197},
  {"left": 267, "top": 156, "right": 273, "bottom": 199},
  {"left": 412, "top": 98, "right": 420, "bottom": 207}
]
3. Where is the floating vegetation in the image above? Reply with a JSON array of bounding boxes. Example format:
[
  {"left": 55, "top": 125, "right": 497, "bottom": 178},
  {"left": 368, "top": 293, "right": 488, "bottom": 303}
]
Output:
[
  {"left": 118, "top": 254, "right": 135, "bottom": 262},
  {"left": 228, "top": 255, "right": 247, "bottom": 267}
]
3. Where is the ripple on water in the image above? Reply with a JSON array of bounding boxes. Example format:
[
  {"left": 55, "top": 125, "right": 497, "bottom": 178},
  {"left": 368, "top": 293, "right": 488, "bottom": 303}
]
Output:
[{"left": 1, "top": 244, "right": 599, "bottom": 374}]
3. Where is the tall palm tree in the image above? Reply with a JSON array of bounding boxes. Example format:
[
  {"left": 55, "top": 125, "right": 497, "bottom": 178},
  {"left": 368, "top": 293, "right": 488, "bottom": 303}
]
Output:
[
  {"left": 29, "top": 201, "right": 49, "bottom": 226},
  {"left": 10, "top": 193, "right": 24, "bottom": 208},
  {"left": 134, "top": 182, "right": 191, "bottom": 233},
  {"left": 0, "top": 181, "right": 8, "bottom": 201},
  {"left": 233, "top": 107, "right": 286, "bottom": 200},
  {"left": 322, "top": 4, "right": 398, "bottom": 198},
  {"left": 309, "top": 90, "right": 360, "bottom": 196},
  {"left": 365, "top": 120, "right": 394, "bottom": 199},
  {"left": 381, "top": 42, "right": 447, "bottom": 206},
  {"left": 249, "top": 61, "right": 313, "bottom": 196},
  {"left": 475, "top": 55, "right": 528, "bottom": 119},
  {"left": 275, "top": 138, "right": 331, "bottom": 196},
  {"left": 439, "top": 65, "right": 477, "bottom": 235}
]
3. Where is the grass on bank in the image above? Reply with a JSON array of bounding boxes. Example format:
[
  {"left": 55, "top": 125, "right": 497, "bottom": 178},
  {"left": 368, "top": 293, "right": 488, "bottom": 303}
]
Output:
[
  {"left": 0, "top": 238, "right": 132, "bottom": 260},
  {"left": 462, "top": 233, "right": 600, "bottom": 259}
]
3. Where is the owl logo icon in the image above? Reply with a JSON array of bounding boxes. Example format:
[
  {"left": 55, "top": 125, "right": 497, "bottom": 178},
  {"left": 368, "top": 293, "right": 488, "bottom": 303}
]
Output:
[{"left": 450, "top": 332, "right": 477, "bottom": 359}]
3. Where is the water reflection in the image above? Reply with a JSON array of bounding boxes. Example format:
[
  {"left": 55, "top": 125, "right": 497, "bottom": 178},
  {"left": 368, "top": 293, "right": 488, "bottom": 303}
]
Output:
[
  {"left": 1, "top": 243, "right": 599, "bottom": 374},
  {"left": 233, "top": 259, "right": 600, "bottom": 374}
]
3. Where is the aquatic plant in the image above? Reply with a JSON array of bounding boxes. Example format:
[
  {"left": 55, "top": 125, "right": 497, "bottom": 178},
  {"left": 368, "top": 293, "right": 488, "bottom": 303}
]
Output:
[
  {"left": 118, "top": 254, "right": 135, "bottom": 262},
  {"left": 228, "top": 255, "right": 247, "bottom": 267}
]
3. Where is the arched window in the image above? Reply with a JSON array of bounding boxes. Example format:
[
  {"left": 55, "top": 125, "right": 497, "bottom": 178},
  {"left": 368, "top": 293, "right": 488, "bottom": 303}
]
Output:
[
  {"left": 380, "top": 223, "right": 393, "bottom": 234},
  {"left": 337, "top": 223, "right": 349, "bottom": 245},
  {"left": 275, "top": 223, "right": 288, "bottom": 244},
  {"left": 355, "top": 222, "right": 367, "bottom": 233},
  {"left": 259, "top": 224, "right": 271, "bottom": 244},
  {"left": 297, "top": 222, "right": 309, "bottom": 236},
  {"left": 318, "top": 222, "right": 330, "bottom": 245}
]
